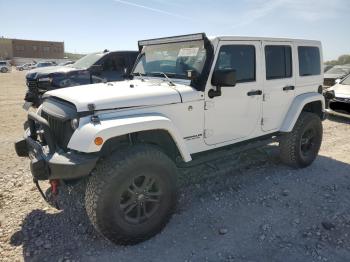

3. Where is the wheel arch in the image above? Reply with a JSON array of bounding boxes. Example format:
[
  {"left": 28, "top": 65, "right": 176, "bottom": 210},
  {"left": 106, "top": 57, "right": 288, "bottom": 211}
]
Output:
[
  {"left": 280, "top": 92, "right": 325, "bottom": 132},
  {"left": 67, "top": 114, "right": 192, "bottom": 162}
]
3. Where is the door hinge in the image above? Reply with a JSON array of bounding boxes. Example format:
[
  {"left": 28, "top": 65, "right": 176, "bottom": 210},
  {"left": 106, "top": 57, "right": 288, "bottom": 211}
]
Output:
[
  {"left": 261, "top": 118, "right": 264, "bottom": 125},
  {"left": 204, "top": 129, "right": 214, "bottom": 138},
  {"left": 204, "top": 101, "right": 214, "bottom": 110},
  {"left": 262, "top": 94, "right": 266, "bottom": 102}
]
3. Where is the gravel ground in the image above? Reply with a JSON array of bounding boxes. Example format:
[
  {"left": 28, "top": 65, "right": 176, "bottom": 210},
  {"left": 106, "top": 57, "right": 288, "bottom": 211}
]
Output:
[{"left": 0, "top": 70, "right": 350, "bottom": 262}]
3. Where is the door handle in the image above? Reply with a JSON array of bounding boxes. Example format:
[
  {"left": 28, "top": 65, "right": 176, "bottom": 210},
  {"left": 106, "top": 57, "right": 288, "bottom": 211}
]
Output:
[
  {"left": 283, "top": 85, "right": 295, "bottom": 91},
  {"left": 247, "top": 90, "right": 262, "bottom": 96}
]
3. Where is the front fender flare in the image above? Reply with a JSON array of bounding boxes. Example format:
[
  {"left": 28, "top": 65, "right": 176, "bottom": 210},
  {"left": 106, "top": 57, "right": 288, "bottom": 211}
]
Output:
[
  {"left": 67, "top": 114, "right": 192, "bottom": 162},
  {"left": 280, "top": 92, "right": 325, "bottom": 132}
]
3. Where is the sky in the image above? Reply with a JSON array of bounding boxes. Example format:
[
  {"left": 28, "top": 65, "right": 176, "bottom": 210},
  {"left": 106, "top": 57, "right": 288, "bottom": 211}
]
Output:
[{"left": 0, "top": 0, "right": 349, "bottom": 61}]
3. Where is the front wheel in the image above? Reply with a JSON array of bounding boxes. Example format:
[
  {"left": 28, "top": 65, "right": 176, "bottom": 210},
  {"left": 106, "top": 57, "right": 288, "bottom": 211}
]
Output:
[
  {"left": 85, "top": 145, "right": 178, "bottom": 245},
  {"left": 0, "top": 67, "right": 8, "bottom": 73},
  {"left": 279, "top": 112, "right": 323, "bottom": 168}
]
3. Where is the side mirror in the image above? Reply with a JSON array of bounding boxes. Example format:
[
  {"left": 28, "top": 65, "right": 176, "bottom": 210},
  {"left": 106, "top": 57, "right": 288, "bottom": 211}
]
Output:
[
  {"left": 209, "top": 69, "right": 236, "bottom": 98},
  {"left": 324, "top": 90, "right": 335, "bottom": 100},
  {"left": 335, "top": 78, "right": 341, "bottom": 84},
  {"left": 89, "top": 65, "right": 103, "bottom": 74}
]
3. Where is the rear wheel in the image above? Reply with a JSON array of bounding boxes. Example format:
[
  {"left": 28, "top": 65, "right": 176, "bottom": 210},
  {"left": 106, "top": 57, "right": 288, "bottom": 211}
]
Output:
[
  {"left": 0, "top": 67, "right": 8, "bottom": 73},
  {"left": 279, "top": 112, "right": 323, "bottom": 168},
  {"left": 85, "top": 144, "right": 178, "bottom": 245}
]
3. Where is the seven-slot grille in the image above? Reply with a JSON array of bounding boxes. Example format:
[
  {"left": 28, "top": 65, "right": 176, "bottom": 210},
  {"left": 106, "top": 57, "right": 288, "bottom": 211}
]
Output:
[{"left": 41, "top": 111, "right": 74, "bottom": 150}]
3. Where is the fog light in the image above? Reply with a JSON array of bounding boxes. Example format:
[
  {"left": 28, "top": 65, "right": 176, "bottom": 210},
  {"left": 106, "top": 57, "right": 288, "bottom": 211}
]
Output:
[
  {"left": 71, "top": 118, "right": 79, "bottom": 130},
  {"left": 94, "top": 137, "right": 103, "bottom": 146}
]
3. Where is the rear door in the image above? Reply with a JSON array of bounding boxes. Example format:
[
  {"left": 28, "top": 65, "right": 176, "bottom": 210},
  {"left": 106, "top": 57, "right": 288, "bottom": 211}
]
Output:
[{"left": 262, "top": 41, "right": 296, "bottom": 131}]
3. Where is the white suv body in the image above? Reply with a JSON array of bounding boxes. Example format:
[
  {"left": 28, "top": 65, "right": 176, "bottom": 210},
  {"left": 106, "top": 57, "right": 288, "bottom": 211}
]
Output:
[
  {"left": 16, "top": 33, "right": 325, "bottom": 245},
  {"left": 53, "top": 35, "right": 324, "bottom": 159}
]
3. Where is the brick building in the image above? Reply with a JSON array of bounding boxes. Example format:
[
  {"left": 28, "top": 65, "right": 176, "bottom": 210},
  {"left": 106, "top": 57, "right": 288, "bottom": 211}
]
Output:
[{"left": 0, "top": 37, "right": 64, "bottom": 61}]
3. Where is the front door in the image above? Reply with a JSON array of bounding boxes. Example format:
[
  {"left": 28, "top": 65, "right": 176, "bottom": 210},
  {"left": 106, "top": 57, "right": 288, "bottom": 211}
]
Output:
[
  {"left": 204, "top": 41, "right": 262, "bottom": 145},
  {"left": 261, "top": 41, "right": 295, "bottom": 131}
]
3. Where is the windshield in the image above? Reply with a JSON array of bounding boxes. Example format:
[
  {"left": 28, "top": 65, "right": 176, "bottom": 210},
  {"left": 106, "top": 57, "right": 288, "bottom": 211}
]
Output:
[
  {"left": 326, "top": 67, "right": 350, "bottom": 75},
  {"left": 72, "top": 53, "right": 104, "bottom": 69},
  {"left": 132, "top": 40, "right": 207, "bottom": 80},
  {"left": 341, "top": 74, "right": 350, "bottom": 85},
  {"left": 0, "top": 62, "right": 6, "bottom": 65}
]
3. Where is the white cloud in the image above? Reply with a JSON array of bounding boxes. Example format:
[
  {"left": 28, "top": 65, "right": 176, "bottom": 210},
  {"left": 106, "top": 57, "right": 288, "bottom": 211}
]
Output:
[
  {"left": 283, "top": 0, "right": 348, "bottom": 21},
  {"left": 113, "top": 0, "right": 193, "bottom": 20},
  {"left": 231, "top": 0, "right": 288, "bottom": 28}
]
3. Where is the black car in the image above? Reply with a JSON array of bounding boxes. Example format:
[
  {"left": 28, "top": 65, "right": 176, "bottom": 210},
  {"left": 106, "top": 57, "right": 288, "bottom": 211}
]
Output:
[{"left": 24, "top": 50, "right": 138, "bottom": 107}]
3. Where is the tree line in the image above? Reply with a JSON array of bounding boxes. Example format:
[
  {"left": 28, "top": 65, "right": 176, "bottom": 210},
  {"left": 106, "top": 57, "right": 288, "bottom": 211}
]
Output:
[{"left": 325, "top": 54, "right": 350, "bottom": 66}]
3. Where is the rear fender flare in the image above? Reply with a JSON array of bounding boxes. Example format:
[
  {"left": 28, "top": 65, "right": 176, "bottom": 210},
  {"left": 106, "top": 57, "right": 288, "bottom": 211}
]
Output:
[{"left": 280, "top": 92, "right": 325, "bottom": 132}]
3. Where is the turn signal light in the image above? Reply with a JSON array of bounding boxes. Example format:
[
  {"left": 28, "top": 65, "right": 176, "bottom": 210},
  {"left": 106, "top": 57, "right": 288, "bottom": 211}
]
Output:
[{"left": 94, "top": 137, "right": 104, "bottom": 146}]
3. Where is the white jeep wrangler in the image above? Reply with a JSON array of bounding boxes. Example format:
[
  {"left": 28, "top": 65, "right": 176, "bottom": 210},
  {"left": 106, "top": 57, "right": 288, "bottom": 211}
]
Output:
[{"left": 15, "top": 33, "right": 325, "bottom": 245}]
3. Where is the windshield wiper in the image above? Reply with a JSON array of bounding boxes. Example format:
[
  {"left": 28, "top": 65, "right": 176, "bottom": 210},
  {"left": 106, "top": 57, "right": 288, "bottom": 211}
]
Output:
[
  {"left": 137, "top": 72, "right": 145, "bottom": 81},
  {"left": 149, "top": 72, "right": 175, "bottom": 86},
  {"left": 132, "top": 72, "right": 146, "bottom": 81}
]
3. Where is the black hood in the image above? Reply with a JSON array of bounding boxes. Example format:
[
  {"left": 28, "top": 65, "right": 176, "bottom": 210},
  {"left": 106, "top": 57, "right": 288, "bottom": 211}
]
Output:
[{"left": 26, "top": 66, "right": 82, "bottom": 79}]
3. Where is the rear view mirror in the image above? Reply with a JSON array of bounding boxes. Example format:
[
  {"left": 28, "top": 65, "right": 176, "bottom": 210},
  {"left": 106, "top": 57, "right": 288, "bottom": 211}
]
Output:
[{"left": 211, "top": 69, "right": 237, "bottom": 87}]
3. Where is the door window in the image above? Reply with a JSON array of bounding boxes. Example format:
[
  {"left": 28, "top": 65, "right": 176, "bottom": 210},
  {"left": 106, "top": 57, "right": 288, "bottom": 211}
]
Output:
[
  {"left": 214, "top": 45, "right": 256, "bottom": 83},
  {"left": 265, "top": 45, "right": 292, "bottom": 79},
  {"left": 102, "top": 55, "right": 126, "bottom": 72}
]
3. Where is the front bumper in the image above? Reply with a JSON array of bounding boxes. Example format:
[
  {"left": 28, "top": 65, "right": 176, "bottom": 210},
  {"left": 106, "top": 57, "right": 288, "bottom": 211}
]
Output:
[
  {"left": 325, "top": 108, "right": 350, "bottom": 119},
  {"left": 15, "top": 112, "right": 98, "bottom": 180},
  {"left": 325, "top": 96, "right": 350, "bottom": 119}
]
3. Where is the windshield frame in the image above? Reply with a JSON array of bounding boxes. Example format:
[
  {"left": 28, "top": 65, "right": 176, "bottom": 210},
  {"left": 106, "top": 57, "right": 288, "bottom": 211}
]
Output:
[{"left": 131, "top": 33, "right": 214, "bottom": 91}]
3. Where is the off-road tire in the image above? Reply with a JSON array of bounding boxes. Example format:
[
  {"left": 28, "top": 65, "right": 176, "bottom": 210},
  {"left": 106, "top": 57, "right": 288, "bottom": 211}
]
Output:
[
  {"left": 85, "top": 144, "right": 178, "bottom": 245},
  {"left": 279, "top": 112, "right": 322, "bottom": 168},
  {"left": 0, "top": 67, "right": 8, "bottom": 73}
]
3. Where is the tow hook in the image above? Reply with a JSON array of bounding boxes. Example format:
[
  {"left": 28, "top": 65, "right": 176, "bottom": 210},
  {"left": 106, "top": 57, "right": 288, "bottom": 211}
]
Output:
[
  {"left": 34, "top": 179, "right": 61, "bottom": 210},
  {"left": 49, "top": 179, "right": 60, "bottom": 195}
]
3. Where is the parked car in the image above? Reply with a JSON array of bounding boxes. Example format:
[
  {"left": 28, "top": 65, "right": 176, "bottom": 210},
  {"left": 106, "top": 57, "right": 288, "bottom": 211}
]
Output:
[
  {"left": 15, "top": 33, "right": 325, "bottom": 245},
  {"left": 58, "top": 60, "right": 74, "bottom": 66},
  {"left": 323, "top": 65, "right": 350, "bottom": 87},
  {"left": 32, "top": 61, "right": 56, "bottom": 68},
  {"left": 0, "top": 61, "right": 12, "bottom": 73},
  {"left": 324, "top": 64, "right": 333, "bottom": 73},
  {"left": 324, "top": 74, "right": 350, "bottom": 118},
  {"left": 16, "top": 63, "right": 34, "bottom": 71},
  {"left": 24, "top": 50, "right": 138, "bottom": 107}
]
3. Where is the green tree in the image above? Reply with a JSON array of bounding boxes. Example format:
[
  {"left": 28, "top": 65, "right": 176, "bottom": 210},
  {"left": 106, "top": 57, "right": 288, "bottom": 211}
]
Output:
[{"left": 325, "top": 54, "right": 350, "bottom": 66}]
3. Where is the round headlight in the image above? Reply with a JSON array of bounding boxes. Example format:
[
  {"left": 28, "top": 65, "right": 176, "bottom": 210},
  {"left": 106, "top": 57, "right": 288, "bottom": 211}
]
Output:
[{"left": 71, "top": 118, "right": 79, "bottom": 130}]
